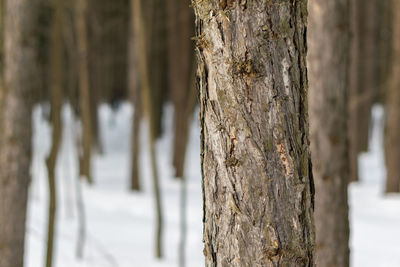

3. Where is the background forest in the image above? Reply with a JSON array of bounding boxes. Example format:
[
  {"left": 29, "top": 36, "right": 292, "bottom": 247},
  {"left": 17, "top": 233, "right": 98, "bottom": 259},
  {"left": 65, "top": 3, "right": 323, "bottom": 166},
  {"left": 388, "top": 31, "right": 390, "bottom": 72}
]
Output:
[{"left": 0, "top": 0, "right": 399, "bottom": 266}]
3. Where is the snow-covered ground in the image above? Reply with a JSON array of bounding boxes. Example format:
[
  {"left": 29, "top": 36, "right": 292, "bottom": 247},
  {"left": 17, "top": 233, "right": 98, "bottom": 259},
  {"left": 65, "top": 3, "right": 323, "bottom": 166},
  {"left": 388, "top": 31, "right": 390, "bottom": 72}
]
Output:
[{"left": 25, "top": 103, "right": 400, "bottom": 267}]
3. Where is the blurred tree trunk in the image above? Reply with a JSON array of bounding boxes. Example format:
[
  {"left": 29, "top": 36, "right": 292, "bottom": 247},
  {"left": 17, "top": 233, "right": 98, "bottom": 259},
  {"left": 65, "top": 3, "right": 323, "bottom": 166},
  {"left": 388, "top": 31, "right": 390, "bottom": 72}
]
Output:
[
  {"left": 349, "top": 0, "right": 380, "bottom": 181},
  {"left": 308, "top": 0, "right": 350, "bottom": 266},
  {"left": 0, "top": 0, "right": 38, "bottom": 265},
  {"left": 356, "top": 0, "right": 378, "bottom": 153},
  {"left": 75, "top": 0, "right": 92, "bottom": 183},
  {"left": 193, "top": 1, "right": 315, "bottom": 266},
  {"left": 133, "top": 0, "right": 163, "bottom": 258},
  {"left": 129, "top": 0, "right": 141, "bottom": 191},
  {"left": 148, "top": 0, "right": 167, "bottom": 139},
  {"left": 349, "top": 0, "right": 361, "bottom": 182},
  {"left": 167, "top": 0, "right": 196, "bottom": 178},
  {"left": 45, "top": 0, "right": 64, "bottom": 266},
  {"left": 87, "top": 0, "right": 129, "bottom": 105},
  {"left": 385, "top": 0, "right": 400, "bottom": 193},
  {"left": 375, "top": 0, "right": 393, "bottom": 103}
]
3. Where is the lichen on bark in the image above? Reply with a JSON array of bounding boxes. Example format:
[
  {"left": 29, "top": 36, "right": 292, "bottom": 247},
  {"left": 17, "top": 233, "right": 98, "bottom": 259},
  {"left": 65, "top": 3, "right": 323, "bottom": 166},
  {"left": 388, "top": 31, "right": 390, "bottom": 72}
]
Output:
[{"left": 193, "top": 0, "right": 315, "bottom": 266}]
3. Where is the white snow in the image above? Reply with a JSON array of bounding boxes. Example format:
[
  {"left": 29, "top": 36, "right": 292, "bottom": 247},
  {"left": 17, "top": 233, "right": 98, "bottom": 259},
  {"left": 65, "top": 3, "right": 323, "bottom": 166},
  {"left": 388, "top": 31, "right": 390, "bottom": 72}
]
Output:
[{"left": 25, "top": 103, "right": 400, "bottom": 267}]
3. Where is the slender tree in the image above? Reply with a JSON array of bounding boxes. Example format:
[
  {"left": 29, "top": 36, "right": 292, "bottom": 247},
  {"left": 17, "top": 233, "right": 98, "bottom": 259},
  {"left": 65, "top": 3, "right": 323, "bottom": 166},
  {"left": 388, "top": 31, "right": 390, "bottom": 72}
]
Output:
[
  {"left": 132, "top": 0, "right": 163, "bottom": 258},
  {"left": 167, "top": 0, "right": 196, "bottom": 179},
  {"left": 349, "top": 0, "right": 361, "bottom": 182},
  {"left": 129, "top": 0, "right": 141, "bottom": 191},
  {"left": 308, "top": 0, "right": 350, "bottom": 266},
  {"left": 385, "top": 0, "right": 400, "bottom": 193},
  {"left": 0, "top": 0, "right": 38, "bottom": 265},
  {"left": 45, "top": 0, "right": 64, "bottom": 266},
  {"left": 75, "top": 0, "right": 92, "bottom": 183},
  {"left": 192, "top": 1, "right": 315, "bottom": 266}
]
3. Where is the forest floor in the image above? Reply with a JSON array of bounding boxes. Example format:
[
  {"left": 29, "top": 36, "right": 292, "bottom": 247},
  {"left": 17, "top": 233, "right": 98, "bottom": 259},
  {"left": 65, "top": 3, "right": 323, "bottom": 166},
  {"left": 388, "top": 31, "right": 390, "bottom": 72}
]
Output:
[{"left": 25, "top": 103, "right": 400, "bottom": 267}]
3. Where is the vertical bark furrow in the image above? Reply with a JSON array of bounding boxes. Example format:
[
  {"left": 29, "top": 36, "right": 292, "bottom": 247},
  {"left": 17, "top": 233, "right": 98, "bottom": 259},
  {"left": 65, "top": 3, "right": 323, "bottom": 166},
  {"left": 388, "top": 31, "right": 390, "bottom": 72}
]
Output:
[{"left": 193, "top": 1, "right": 315, "bottom": 266}]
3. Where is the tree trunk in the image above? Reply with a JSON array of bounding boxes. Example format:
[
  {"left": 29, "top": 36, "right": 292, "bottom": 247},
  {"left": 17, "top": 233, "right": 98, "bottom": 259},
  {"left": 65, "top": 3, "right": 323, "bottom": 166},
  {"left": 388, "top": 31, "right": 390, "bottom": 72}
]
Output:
[
  {"left": 167, "top": 0, "right": 196, "bottom": 179},
  {"left": 133, "top": 0, "right": 163, "bottom": 258},
  {"left": 349, "top": 0, "right": 361, "bottom": 182},
  {"left": 348, "top": 0, "right": 379, "bottom": 182},
  {"left": 356, "top": 0, "right": 378, "bottom": 153},
  {"left": 0, "top": 0, "right": 38, "bottom": 265},
  {"left": 76, "top": 0, "right": 92, "bottom": 183},
  {"left": 45, "top": 0, "right": 64, "bottom": 266},
  {"left": 193, "top": 1, "right": 315, "bottom": 266},
  {"left": 308, "top": 0, "right": 350, "bottom": 266},
  {"left": 129, "top": 0, "right": 141, "bottom": 191},
  {"left": 385, "top": 0, "right": 400, "bottom": 193}
]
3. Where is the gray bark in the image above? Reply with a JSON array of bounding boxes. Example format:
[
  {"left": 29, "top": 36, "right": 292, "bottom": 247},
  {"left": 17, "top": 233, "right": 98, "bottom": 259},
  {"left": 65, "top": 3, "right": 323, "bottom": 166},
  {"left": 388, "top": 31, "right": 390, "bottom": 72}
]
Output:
[
  {"left": 193, "top": 1, "right": 315, "bottom": 266},
  {"left": 0, "top": 0, "right": 38, "bottom": 265},
  {"left": 308, "top": 0, "right": 350, "bottom": 266}
]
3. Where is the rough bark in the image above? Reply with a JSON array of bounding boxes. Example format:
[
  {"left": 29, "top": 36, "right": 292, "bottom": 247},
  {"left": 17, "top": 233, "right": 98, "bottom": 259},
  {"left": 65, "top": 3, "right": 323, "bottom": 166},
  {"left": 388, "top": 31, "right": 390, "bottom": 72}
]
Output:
[
  {"left": 0, "top": 0, "right": 38, "bottom": 265},
  {"left": 76, "top": 0, "right": 92, "bottom": 183},
  {"left": 308, "top": 0, "right": 350, "bottom": 266},
  {"left": 385, "top": 0, "right": 400, "bottom": 193},
  {"left": 193, "top": 1, "right": 315, "bottom": 266},
  {"left": 45, "top": 0, "right": 64, "bottom": 266}
]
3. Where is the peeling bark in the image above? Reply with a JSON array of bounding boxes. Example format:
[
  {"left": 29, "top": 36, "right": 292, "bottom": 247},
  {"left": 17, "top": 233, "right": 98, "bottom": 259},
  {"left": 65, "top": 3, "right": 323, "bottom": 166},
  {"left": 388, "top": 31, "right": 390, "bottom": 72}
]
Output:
[{"left": 193, "top": 1, "right": 315, "bottom": 266}]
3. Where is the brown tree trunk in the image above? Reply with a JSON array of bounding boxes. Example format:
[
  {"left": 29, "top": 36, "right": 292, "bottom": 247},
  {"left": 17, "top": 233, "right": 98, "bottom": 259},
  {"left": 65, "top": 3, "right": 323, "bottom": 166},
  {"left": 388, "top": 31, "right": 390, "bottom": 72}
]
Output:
[
  {"left": 76, "top": 0, "right": 92, "bottom": 183},
  {"left": 167, "top": 0, "right": 196, "bottom": 179},
  {"left": 45, "top": 0, "right": 64, "bottom": 266},
  {"left": 0, "top": 0, "right": 38, "bottom": 265},
  {"left": 129, "top": 0, "right": 141, "bottom": 191},
  {"left": 308, "top": 0, "right": 350, "bottom": 266},
  {"left": 349, "top": 0, "right": 379, "bottom": 182},
  {"left": 193, "top": 1, "right": 315, "bottom": 266},
  {"left": 385, "top": 0, "right": 400, "bottom": 193},
  {"left": 356, "top": 0, "right": 378, "bottom": 153},
  {"left": 133, "top": 0, "right": 163, "bottom": 258},
  {"left": 349, "top": 0, "right": 361, "bottom": 182}
]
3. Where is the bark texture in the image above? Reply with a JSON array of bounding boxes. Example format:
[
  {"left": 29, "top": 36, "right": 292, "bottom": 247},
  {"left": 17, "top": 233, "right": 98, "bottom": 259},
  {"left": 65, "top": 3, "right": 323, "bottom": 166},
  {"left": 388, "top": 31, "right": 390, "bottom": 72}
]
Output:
[
  {"left": 308, "top": 0, "right": 350, "bottom": 266},
  {"left": 0, "top": 0, "right": 37, "bottom": 265},
  {"left": 193, "top": 1, "right": 315, "bottom": 266},
  {"left": 385, "top": 0, "right": 400, "bottom": 193}
]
